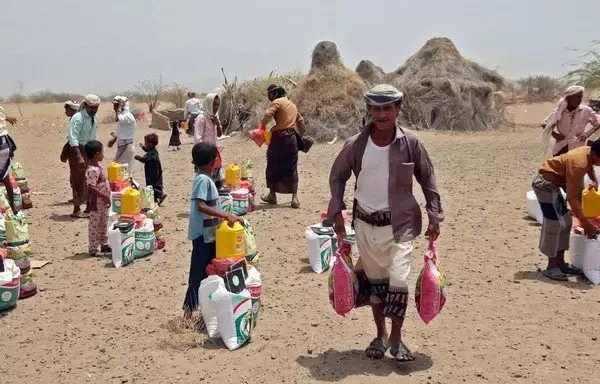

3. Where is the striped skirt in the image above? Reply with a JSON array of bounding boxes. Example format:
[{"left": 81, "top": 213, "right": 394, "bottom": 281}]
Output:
[{"left": 532, "top": 172, "right": 571, "bottom": 258}]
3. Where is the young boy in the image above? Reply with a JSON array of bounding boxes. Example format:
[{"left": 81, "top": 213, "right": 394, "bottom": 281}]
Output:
[
  {"left": 183, "top": 142, "right": 241, "bottom": 320},
  {"left": 134, "top": 133, "right": 166, "bottom": 205},
  {"left": 84, "top": 140, "right": 111, "bottom": 256}
]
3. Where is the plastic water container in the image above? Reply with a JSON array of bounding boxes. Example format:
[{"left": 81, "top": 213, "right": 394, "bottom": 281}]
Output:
[
  {"left": 225, "top": 164, "right": 241, "bottom": 187},
  {"left": 583, "top": 188, "right": 600, "bottom": 218},
  {"left": 121, "top": 187, "right": 141, "bottom": 216},
  {"left": 216, "top": 221, "right": 246, "bottom": 259},
  {"left": 231, "top": 188, "right": 249, "bottom": 216},
  {"left": 107, "top": 162, "right": 125, "bottom": 182}
]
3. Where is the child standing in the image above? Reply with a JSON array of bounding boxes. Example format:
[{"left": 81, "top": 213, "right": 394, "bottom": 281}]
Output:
[
  {"left": 193, "top": 93, "right": 224, "bottom": 189},
  {"left": 183, "top": 142, "right": 241, "bottom": 320},
  {"left": 134, "top": 133, "right": 167, "bottom": 205},
  {"left": 168, "top": 120, "right": 182, "bottom": 151},
  {"left": 85, "top": 140, "right": 111, "bottom": 256}
]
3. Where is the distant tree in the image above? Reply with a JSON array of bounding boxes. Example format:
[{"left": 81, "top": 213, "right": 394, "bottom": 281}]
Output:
[
  {"left": 165, "top": 82, "right": 187, "bottom": 108},
  {"left": 135, "top": 75, "right": 167, "bottom": 113},
  {"left": 564, "top": 41, "right": 600, "bottom": 90},
  {"left": 8, "top": 81, "right": 26, "bottom": 117}
]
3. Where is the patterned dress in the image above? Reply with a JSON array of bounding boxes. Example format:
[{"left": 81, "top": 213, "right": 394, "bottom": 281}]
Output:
[{"left": 86, "top": 164, "right": 110, "bottom": 253}]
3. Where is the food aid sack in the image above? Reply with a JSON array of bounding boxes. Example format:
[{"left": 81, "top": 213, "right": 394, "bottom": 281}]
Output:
[
  {"left": 219, "top": 192, "right": 233, "bottom": 214},
  {"left": 140, "top": 186, "right": 155, "bottom": 210},
  {"left": 526, "top": 190, "right": 543, "bottom": 225},
  {"left": 12, "top": 187, "right": 22, "bottom": 212},
  {"left": 415, "top": 240, "right": 448, "bottom": 324},
  {"left": 244, "top": 220, "right": 257, "bottom": 259},
  {"left": 328, "top": 243, "right": 359, "bottom": 316},
  {"left": 210, "top": 285, "right": 253, "bottom": 351},
  {"left": 245, "top": 266, "right": 262, "bottom": 332},
  {"left": 19, "top": 270, "right": 37, "bottom": 299},
  {"left": 134, "top": 218, "right": 155, "bottom": 259},
  {"left": 0, "top": 213, "right": 6, "bottom": 242},
  {"left": 199, "top": 276, "right": 226, "bottom": 338},
  {"left": 111, "top": 191, "right": 124, "bottom": 214},
  {"left": 306, "top": 226, "right": 333, "bottom": 274},
  {"left": 582, "top": 239, "right": 600, "bottom": 285},
  {"left": 5, "top": 211, "right": 29, "bottom": 244},
  {"left": 0, "top": 259, "right": 20, "bottom": 311},
  {"left": 11, "top": 162, "right": 26, "bottom": 180},
  {"left": 569, "top": 231, "right": 586, "bottom": 270},
  {"left": 109, "top": 222, "right": 135, "bottom": 268},
  {"left": 5, "top": 242, "right": 31, "bottom": 272}
]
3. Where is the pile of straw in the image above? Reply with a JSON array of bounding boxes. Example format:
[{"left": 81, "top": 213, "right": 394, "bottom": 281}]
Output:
[
  {"left": 294, "top": 41, "right": 368, "bottom": 141},
  {"left": 218, "top": 71, "right": 305, "bottom": 133},
  {"left": 356, "top": 60, "right": 385, "bottom": 85},
  {"left": 385, "top": 37, "right": 505, "bottom": 131}
]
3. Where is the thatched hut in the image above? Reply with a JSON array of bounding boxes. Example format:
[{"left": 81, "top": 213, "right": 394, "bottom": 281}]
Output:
[
  {"left": 356, "top": 60, "right": 385, "bottom": 85},
  {"left": 386, "top": 37, "right": 505, "bottom": 131},
  {"left": 294, "top": 41, "right": 368, "bottom": 140}
]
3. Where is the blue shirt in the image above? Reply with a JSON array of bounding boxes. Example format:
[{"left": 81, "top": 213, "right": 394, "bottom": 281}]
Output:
[
  {"left": 116, "top": 107, "right": 137, "bottom": 142},
  {"left": 188, "top": 173, "right": 221, "bottom": 242},
  {"left": 68, "top": 109, "right": 98, "bottom": 147}
]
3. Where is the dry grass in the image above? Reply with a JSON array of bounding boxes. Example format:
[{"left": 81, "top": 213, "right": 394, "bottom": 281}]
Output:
[
  {"left": 159, "top": 316, "right": 216, "bottom": 351},
  {"left": 386, "top": 37, "right": 505, "bottom": 131},
  {"left": 294, "top": 41, "right": 368, "bottom": 141},
  {"left": 219, "top": 71, "right": 306, "bottom": 133}
]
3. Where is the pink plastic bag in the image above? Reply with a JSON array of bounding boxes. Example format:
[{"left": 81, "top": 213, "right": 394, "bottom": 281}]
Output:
[
  {"left": 415, "top": 239, "right": 447, "bottom": 324},
  {"left": 328, "top": 242, "right": 359, "bottom": 316},
  {"left": 249, "top": 125, "right": 265, "bottom": 147}
]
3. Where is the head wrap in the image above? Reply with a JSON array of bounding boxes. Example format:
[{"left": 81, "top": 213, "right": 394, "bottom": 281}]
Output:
[
  {"left": 80, "top": 94, "right": 101, "bottom": 109},
  {"left": 540, "top": 85, "right": 586, "bottom": 155},
  {"left": 112, "top": 95, "right": 130, "bottom": 109},
  {"left": 202, "top": 93, "right": 220, "bottom": 117},
  {"left": 267, "top": 84, "right": 286, "bottom": 100},
  {"left": 64, "top": 100, "right": 80, "bottom": 111},
  {"left": 364, "top": 84, "right": 404, "bottom": 106}
]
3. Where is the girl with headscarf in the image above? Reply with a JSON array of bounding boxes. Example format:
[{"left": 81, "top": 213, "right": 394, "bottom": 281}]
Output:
[
  {"left": 541, "top": 85, "right": 600, "bottom": 156},
  {"left": 193, "top": 93, "right": 224, "bottom": 188},
  {"left": 0, "top": 107, "right": 19, "bottom": 213}
]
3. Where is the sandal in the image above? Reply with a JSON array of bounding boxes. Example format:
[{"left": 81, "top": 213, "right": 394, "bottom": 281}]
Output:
[
  {"left": 365, "top": 337, "right": 389, "bottom": 360},
  {"left": 390, "top": 342, "right": 415, "bottom": 363},
  {"left": 260, "top": 195, "right": 277, "bottom": 205},
  {"left": 560, "top": 264, "right": 583, "bottom": 276},
  {"left": 291, "top": 199, "right": 300, "bottom": 209},
  {"left": 543, "top": 267, "right": 568, "bottom": 281},
  {"left": 71, "top": 211, "right": 90, "bottom": 219}
]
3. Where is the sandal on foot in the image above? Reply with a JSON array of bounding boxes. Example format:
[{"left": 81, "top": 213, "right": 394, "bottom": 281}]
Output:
[
  {"left": 71, "top": 211, "right": 90, "bottom": 219},
  {"left": 260, "top": 195, "right": 277, "bottom": 205},
  {"left": 291, "top": 200, "right": 300, "bottom": 209},
  {"left": 543, "top": 268, "right": 568, "bottom": 281},
  {"left": 560, "top": 264, "right": 583, "bottom": 276},
  {"left": 390, "top": 342, "right": 416, "bottom": 363},
  {"left": 365, "top": 337, "right": 389, "bottom": 360}
]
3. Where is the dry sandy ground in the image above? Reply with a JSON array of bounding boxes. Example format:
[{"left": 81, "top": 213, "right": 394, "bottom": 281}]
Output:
[{"left": 1, "top": 102, "right": 599, "bottom": 384}]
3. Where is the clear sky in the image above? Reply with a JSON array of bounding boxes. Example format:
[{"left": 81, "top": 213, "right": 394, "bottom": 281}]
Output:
[{"left": 1, "top": 0, "right": 599, "bottom": 97}]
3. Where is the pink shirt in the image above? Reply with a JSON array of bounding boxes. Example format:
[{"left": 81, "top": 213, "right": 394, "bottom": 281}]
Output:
[
  {"left": 193, "top": 113, "right": 220, "bottom": 145},
  {"left": 544, "top": 105, "right": 600, "bottom": 153}
]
